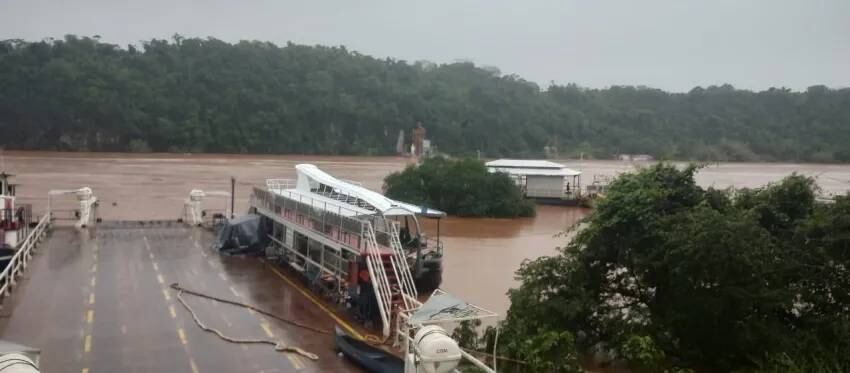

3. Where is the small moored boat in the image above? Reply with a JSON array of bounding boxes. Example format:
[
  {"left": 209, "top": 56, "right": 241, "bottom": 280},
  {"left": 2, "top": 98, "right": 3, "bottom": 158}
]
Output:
[{"left": 334, "top": 325, "right": 403, "bottom": 373}]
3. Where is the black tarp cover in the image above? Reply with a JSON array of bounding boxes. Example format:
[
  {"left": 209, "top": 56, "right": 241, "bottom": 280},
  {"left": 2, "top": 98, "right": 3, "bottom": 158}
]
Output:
[{"left": 213, "top": 215, "right": 265, "bottom": 255}]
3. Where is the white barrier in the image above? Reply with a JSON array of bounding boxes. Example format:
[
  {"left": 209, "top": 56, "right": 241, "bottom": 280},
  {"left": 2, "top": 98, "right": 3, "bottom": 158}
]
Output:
[{"left": 0, "top": 214, "right": 50, "bottom": 305}]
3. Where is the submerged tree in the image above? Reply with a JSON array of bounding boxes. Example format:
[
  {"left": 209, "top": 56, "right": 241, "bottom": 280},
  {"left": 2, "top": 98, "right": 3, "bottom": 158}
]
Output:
[
  {"left": 496, "top": 164, "right": 850, "bottom": 372},
  {"left": 383, "top": 157, "right": 535, "bottom": 218}
]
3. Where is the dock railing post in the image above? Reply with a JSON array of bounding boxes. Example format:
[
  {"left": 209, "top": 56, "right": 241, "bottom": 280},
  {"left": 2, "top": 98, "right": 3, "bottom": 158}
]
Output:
[{"left": 230, "top": 177, "right": 235, "bottom": 219}]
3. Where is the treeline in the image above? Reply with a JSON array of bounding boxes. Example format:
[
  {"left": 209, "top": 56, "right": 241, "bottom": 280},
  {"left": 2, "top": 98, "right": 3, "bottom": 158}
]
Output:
[{"left": 1, "top": 35, "right": 849, "bottom": 162}]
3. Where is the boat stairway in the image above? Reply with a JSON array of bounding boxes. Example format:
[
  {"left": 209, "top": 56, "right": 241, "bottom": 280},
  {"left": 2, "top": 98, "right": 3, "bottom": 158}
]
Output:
[{"left": 380, "top": 253, "right": 403, "bottom": 306}]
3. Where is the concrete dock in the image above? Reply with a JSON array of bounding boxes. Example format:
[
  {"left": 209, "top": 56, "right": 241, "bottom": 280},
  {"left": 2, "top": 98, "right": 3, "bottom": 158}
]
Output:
[{"left": 0, "top": 222, "right": 361, "bottom": 372}]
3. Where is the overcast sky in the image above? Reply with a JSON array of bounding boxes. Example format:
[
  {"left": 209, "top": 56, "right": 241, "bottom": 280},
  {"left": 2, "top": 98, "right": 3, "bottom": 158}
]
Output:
[{"left": 1, "top": 0, "right": 848, "bottom": 92}]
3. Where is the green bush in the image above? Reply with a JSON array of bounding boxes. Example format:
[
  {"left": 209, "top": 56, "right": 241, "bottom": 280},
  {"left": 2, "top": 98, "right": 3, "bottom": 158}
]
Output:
[{"left": 383, "top": 157, "right": 535, "bottom": 218}]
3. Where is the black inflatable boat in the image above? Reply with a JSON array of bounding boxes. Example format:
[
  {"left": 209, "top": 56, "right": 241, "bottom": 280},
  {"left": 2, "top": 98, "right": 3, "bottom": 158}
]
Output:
[{"left": 333, "top": 326, "right": 404, "bottom": 373}]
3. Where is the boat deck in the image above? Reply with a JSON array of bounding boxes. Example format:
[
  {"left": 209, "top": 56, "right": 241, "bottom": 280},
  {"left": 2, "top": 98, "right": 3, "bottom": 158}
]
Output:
[{"left": 0, "top": 222, "right": 361, "bottom": 372}]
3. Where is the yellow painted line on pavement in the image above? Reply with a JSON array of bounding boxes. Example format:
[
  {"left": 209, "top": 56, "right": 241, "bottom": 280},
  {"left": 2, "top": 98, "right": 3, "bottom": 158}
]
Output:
[
  {"left": 190, "top": 358, "right": 200, "bottom": 373},
  {"left": 157, "top": 274, "right": 165, "bottom": 284},
  {"left": 294, "top": 355, "right": 306, "bottom": 369},
  {"left": 261, "top": 323, "right": 274, "bottom": 338},
  {"left": 163, "top": 289, "right": 171, "bottom": 301},
  {"left": 267, "top": 264, "right": 364, "bottom": 340},
  {"left": 89, "top": 293, "right": 95, "bottom": 305},
  {"left": 82, "top": 368, "right": 89, "bottom": 373},
  {"left": 86, "top": 310, "right": 94, "bottom": 324},
  {"left": 83, "top": 335, "right": 91, "bottom": 353},
  {"left": 286, "top": 355, "right": 300, "bottom": 370},
  {"left": 169, "top": 305, "right": 177, "bottom": 319},
  {"left": 177, "top": 328, "right": 187, "bottom": 345},
  {"left": 90, "top": 277, "right": 96, "bottom": 287}
]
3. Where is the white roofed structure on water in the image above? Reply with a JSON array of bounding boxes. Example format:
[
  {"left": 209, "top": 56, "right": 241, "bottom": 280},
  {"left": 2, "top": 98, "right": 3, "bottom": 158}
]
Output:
[{"left": 485, "top": 159, "right": 582, "bottom": 202}]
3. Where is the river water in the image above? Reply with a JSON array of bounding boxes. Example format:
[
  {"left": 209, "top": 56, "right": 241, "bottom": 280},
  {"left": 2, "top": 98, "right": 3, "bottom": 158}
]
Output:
[{"left": 4, "top": 152, "right": 850, "bottom": 317}]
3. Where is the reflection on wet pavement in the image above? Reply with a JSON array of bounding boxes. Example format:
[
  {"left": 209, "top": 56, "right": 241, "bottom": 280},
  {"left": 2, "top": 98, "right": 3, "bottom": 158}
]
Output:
[{"left": 0, "top": 222, "right": 359, "bottom": 372}]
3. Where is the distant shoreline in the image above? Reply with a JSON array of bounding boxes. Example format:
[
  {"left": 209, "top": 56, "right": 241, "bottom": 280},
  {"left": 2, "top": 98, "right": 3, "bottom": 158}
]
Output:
[{"left": 2, "top": 149, "right": 849, "bottom": 166}]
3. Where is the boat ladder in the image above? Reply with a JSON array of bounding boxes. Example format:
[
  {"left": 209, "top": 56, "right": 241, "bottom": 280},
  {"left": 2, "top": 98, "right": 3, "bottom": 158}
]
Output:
[
  {"left": 361, "top": 221, "right": 396, "bottom": 338},
  {"left": 388, "top": 221, "right": 418, "bottom": 309}
]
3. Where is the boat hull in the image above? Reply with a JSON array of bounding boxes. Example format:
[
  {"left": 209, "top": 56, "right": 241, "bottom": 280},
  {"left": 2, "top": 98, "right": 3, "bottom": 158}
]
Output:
[
  {"left": 414, "top": 257, "right": 442, "bottom": 294},
  {"left": 334, "top": 326, "right": 404, "bottom": 373}
]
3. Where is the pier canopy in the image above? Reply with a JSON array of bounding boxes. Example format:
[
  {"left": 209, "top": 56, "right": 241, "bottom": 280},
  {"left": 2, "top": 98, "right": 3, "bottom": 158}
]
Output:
[
  {"left": 485, "top": 159, "right": 581, "bottom": 177},
  {"left": 272, "top": 164, "right": 446, "bottom": 218}
]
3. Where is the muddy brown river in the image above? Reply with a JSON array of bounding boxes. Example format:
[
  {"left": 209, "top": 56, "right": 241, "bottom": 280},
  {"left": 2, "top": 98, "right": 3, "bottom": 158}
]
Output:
[{"left": 4, "top": 152, "right": 850, "bottom": 316}]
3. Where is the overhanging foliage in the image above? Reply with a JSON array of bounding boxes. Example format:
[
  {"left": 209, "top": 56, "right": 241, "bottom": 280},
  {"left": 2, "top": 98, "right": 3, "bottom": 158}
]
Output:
[{"left": 498, "top": 164, "right": 850, "bottom": 372}]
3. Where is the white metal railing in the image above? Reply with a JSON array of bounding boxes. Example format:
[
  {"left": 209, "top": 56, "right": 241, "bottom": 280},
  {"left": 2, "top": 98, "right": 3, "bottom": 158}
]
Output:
[
  {"left": 0, "top": 213, "right": 50, "bottom": 305},
  {"left": 266, "top": 179, "right": 297, "bottom": 193},
  {"left": 362, "top": 221, "right": 395, "bottom": 338},
  {"left": 525, "top": 187, "right": 581, "bottom": 199},
  {"left": 388, "top": 221, "right": 419, "bottom": 308}
]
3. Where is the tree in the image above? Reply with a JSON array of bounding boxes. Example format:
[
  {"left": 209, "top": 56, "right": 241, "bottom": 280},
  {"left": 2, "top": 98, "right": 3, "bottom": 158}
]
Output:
[
  {"left": 497, "top": 164, "right": 850, "bottom": 372},
  {"left": 383, "top": 157, "right": 535, "bottom": 218}
]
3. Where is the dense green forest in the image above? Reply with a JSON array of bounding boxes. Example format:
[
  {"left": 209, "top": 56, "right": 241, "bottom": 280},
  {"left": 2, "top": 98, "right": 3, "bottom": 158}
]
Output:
[{"left": 1, "top": 35, "right": 849, "bottom": 161}]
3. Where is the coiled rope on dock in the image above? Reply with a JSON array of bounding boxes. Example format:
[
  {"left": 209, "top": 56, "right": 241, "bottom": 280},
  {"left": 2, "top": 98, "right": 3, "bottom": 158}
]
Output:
[{"left": 170, "top": 282, "right": 323, "bottom": 360}]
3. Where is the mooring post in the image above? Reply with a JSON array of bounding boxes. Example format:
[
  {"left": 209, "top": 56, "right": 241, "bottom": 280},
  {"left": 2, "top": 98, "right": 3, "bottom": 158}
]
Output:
[{"left": 230, "top": 177, "right": 236, "bottom": 219}]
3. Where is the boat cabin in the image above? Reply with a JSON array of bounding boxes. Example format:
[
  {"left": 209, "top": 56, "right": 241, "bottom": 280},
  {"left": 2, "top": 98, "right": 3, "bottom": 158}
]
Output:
[
  {"left": 253, "top": 164, "right": 445, "bottom": 293},
  {"left": 486, "top": 159, "right": 582, "bottom": 201},
  {"left": 264, "top": 164, "right": 445, "bottom": 249}
]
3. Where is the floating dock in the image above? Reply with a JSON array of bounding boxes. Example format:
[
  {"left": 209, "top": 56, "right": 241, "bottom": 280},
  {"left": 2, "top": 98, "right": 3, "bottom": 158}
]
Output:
[{"left": 0, "top": 221, "right": 360, "bottom": 372}]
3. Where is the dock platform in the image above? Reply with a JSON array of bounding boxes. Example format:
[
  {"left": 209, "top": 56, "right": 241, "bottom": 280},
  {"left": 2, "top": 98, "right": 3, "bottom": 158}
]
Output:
[{"left": 0, "top": 222, "right": 360, "bottom": 372}]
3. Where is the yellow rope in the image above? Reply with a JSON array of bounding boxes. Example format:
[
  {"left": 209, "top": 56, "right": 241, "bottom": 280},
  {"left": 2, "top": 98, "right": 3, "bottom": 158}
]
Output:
[{"left": 363, "top": 334, "right": 385, "bottom": 345}]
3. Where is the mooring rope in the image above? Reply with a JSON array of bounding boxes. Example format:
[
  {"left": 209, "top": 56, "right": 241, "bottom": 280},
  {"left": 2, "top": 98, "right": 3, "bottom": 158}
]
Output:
[{"left": 170, "top": 282, "right": 321, "bottom": 360}]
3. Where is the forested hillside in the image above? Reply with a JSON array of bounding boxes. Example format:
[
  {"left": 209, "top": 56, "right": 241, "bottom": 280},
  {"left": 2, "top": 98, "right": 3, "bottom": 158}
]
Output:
[{"left": 1, "top": 35, "right": 848, "bottom": 161}]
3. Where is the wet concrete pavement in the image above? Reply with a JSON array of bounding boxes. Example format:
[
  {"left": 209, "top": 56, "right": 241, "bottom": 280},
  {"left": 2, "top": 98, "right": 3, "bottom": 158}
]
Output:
[{"left": 0, "top": 222, "right": 362, "bottom": 372}]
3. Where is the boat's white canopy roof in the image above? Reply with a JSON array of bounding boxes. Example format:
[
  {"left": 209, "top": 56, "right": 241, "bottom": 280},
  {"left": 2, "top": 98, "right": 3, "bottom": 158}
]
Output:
[
  {"left": 485, "top": 159, "right": 566, "bottom": 169},
  {"left": 290, "top": 164, "right": 446, "bottom": 218},
  {"left": 486, "top": 159, "right": 581, "bottom": 177},
  {"left": 488, "top": 166, "right": 582, "bottom": 177}
]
